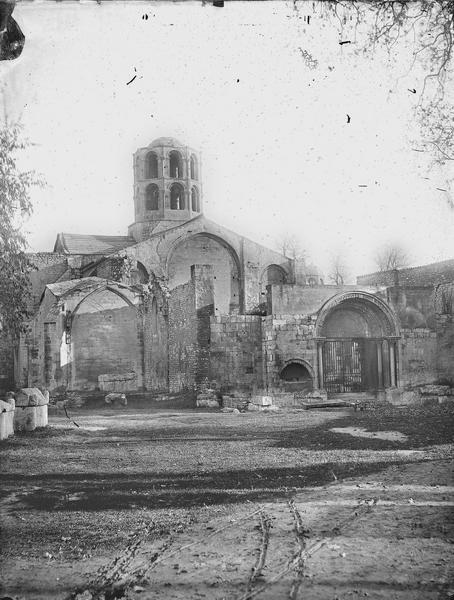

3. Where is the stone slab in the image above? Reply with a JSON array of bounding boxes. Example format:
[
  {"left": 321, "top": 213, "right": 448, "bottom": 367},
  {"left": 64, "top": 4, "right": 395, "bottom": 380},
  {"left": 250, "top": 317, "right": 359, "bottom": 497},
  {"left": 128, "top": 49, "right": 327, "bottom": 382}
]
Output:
[
  {"left": 14, "top": 405, "right": 48, "bottom": 431},
  {"left": 0, "top": 409, "right": 14, "bottom": 440},
  {"left": 15, "top": 388, "right": 48, "bottom": 407}
]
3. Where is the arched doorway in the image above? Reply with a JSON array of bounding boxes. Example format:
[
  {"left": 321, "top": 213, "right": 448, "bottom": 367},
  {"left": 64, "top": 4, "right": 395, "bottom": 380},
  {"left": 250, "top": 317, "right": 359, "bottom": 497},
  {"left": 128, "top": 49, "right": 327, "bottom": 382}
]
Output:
[
  {"left": 279, "top": 360, "right": 313, "bottom": 393},
  {"left": 166, "top": 233, "right": 241, "bottom": 314},
  {"left": 315, "top": 292, "right": 399, "bottom": 395}
]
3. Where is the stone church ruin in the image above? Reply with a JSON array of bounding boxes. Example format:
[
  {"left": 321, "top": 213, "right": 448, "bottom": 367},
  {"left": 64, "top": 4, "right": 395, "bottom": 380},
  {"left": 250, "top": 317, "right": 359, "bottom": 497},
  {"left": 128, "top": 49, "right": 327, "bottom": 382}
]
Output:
[{"left": 2, "top": 137, "right": 453, "bottom": 408}]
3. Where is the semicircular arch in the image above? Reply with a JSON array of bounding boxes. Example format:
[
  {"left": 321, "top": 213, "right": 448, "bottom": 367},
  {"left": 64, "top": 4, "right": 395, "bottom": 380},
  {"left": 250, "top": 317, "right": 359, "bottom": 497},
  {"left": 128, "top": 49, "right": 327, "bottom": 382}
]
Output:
[{"left": 315, "top": 291, "right": 399, "bottom": 338}]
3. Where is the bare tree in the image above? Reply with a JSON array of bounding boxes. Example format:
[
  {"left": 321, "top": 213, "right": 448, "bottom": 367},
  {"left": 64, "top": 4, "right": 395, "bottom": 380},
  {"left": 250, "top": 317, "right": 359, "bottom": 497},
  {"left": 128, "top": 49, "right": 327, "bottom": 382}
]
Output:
[
  {"left": 375, "top": 244, "right": 409, "bottom": 272},
  {"left": 278, "top": 233, "right": 307, "bottom": 262},
  {"left": 293, "top": 1, "right": 454, "bottom": 173},
  {"left": 328, "top": 254, "right": 349, "bottom": 285}
]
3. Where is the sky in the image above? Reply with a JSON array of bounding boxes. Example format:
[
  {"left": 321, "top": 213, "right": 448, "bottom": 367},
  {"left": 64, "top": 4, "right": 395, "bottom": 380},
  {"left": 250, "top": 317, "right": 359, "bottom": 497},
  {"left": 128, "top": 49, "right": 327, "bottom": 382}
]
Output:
[{"left": 1, "top": 0, "right": 453, "bottom": 280}]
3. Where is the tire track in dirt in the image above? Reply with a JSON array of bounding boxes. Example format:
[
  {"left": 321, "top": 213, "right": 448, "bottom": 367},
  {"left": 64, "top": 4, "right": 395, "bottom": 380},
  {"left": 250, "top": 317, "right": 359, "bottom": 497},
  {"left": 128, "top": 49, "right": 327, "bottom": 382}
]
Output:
[
  {"left": 237, "top": 499, "right": 377, "bottom": 600},
  {"left": 288, "top": 500, "right": 311, "bottom": 600},
  {"left": 244, "top": 511, "right": 272, "bottom": 597}
]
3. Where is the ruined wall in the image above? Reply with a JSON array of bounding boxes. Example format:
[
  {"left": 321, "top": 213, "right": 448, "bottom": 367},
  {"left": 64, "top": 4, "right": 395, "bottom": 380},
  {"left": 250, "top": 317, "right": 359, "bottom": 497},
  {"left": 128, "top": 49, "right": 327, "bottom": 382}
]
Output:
[
  {"left": 141, "top": 294, "right": 169, "bottom": 392},
  {"left": 263, "top": 315, "right": 317, "bottom": 391},
  {"left": 435, "top": 282, "right": 454, "bottom": 384},
  {"left": 399, "top": 329, "right": 438, "bottom": 388},
  {"left": 168, "top": 265, "right": 215, "bottom": 394},
  {"left": 168, "top": 235, "right": 239, "bottom": 315},
  {"left": 358, "top": 259, "right": 454, "bottom": 287},
  {"left": 71, "top": 290, "right": 142, "bottom": 391},
  {"left": 386, "top": 286, "right": 435, "bottom": 329},
  {"left": 209, "top": 315, "right": 263, "bottom": 392},
  {"left": 168, "top": 281, "right": 197, "bottom": 393},
  {"left": 268, "top": 284, "right": 358, "bottom": 316}
]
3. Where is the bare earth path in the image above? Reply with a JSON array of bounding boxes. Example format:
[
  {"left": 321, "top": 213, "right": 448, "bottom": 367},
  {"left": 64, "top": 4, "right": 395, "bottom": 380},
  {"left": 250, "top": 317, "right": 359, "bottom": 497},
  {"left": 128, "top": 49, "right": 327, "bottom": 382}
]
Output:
[{"left": 0, "top": 405, "right": 453, "bottom": 599}]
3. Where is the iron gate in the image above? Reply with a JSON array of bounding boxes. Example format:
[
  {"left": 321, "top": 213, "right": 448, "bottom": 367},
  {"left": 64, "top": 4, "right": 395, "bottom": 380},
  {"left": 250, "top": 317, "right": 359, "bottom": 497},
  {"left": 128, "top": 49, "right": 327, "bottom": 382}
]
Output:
[{"left": 322, "top": 339, "right": 364, "bottom": 394}]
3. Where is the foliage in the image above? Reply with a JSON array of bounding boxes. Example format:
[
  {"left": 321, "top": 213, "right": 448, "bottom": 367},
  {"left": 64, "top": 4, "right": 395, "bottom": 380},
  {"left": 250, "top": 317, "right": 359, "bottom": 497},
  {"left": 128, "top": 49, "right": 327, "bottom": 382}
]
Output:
[
  {"left": 278, "top": 233, "right": 307, "bottom": 261},
  {"left": 0, "top": 123, "right": 43, "bottom": 338},
  {"left": 375, "top": 243, "right": 409, "bottom": 271},
  {"left": 328, "top": 253, "right": 349, "bottom": 285},
  {"left": 297, "top": 1, "right": 454, "bottom": 172}
]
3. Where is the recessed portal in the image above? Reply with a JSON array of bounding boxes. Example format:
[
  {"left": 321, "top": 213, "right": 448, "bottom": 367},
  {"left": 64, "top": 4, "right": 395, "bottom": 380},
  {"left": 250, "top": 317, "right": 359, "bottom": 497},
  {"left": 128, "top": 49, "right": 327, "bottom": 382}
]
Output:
[{"left": 279, "top": 361, "right": 313, "bottom": 393}]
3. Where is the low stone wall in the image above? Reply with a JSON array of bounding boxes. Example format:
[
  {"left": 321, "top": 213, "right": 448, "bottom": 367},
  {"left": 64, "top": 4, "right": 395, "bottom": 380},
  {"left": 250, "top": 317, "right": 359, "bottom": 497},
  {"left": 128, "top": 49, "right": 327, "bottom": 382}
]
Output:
[{"left": 399, "top": 384, "right": 454, "bottom": 406}]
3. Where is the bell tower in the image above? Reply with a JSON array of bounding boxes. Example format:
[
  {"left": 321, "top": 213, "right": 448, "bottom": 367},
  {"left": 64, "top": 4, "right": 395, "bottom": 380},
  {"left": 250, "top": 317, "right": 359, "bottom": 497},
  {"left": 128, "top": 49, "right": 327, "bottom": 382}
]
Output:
[{"left": 128, "top": 137, "right": 203, "bottom": 242}]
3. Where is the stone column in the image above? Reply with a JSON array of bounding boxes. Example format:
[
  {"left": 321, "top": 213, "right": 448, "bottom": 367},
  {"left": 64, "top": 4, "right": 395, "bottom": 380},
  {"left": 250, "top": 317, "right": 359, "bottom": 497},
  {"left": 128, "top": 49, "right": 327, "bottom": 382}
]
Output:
[
  {"left": 377, "top": 340, "right": 384, "bottom": 390},
  {"left": 317, "top": 342, "right": 324, "bottom": 390},
  {"left": 389, "top": 342, "right": 396, "bottom": 387}
]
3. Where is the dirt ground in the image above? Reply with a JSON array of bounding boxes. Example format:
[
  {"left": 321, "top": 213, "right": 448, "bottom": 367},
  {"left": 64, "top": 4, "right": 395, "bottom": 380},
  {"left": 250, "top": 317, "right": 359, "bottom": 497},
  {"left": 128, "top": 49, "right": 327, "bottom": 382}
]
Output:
[{"left": 0, "top": 404, "right": 453, "bottom": 600}]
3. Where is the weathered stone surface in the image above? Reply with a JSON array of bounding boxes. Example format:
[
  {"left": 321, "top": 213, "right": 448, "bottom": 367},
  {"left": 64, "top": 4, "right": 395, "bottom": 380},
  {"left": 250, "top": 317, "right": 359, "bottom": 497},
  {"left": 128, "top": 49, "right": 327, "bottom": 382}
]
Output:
[
  {"left": 305, "top": 389, "right": 328, "bottom": 401},
  {"left": 197, "top": 397, "right": 219, "bottom": 408},
  {"left": 400, "top": 390, "right": 421, "bottom": 405},
  {"left": 105, "top": 393, "right": 127, "bottom": 406},
  {"left": 0, "top": 399, "right": 15, "bottom": 440},
  {"left": 98, "top": 372, "right": 137, "bottom": 393},
  {"left": 15, "top": 387, "right": 48, "bottom": 407},
  {"left": 251, "top": 395, "right": 273, "bottom": 406},
  {"left": 14, "top": 405, "right": 48, "bottom": 431},
  {"left": 419, "top": 385, "right": 451, "bottom": 396}
]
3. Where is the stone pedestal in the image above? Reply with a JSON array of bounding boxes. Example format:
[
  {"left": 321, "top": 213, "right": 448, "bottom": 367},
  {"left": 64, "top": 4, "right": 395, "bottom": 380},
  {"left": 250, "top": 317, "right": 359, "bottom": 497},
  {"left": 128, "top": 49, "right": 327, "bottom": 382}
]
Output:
[
  {"left": 14, "top": 388, "right": 49, "bottom": 432},
  {"left": 0, "top": 399, "right": 15, "bottom": 440}
]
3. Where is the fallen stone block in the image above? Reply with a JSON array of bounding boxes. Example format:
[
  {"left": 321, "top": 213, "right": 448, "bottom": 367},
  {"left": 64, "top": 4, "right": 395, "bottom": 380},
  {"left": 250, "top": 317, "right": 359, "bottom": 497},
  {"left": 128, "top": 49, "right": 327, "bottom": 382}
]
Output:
[
  {"left": 15, "top": 387, "right": 48, "bottom": 407},
  {"left": 400, "top": 390, "right": 421, "bottom": 405},
  {"left": 251, "top": 395, "right": 273, "bottom": 406},
  {"left": 99, "top": 372, "right": 137, "bottom": 393},
  {"left": 304, "top": 389, "right": 328, "bottom": 401},
  {"left": 105, "top": 393, "right": 127, "bottom": 407},
  {"left": 419, "top": 384, "right": 451, "bottom": 396},
  {"left": 197, "top": 398, "right": 220, "bottom": 408},
  {"left": 14, "top": 388, "right": 49, "bottom": 432},
  {"left": 14, "top": 405, "right": 48, "bottom": 431}
]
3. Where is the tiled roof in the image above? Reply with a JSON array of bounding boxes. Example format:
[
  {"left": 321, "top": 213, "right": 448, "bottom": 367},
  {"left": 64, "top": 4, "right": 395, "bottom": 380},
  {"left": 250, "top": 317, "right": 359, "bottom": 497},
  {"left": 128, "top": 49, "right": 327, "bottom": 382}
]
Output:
[{"left": 54, "top": 233, "right": 135, "bottom": 255}]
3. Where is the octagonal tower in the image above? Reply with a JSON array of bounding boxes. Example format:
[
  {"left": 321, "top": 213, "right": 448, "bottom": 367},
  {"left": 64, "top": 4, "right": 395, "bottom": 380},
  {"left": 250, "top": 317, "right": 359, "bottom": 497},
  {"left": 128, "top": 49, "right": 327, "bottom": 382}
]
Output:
[{"left": 128, "top": 137, "right": 202, "bottom": 242}]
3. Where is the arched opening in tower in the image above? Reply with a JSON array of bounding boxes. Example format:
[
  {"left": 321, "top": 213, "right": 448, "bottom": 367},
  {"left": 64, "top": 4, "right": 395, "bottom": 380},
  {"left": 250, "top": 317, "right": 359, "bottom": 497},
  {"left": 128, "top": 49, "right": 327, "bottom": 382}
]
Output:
[
  {"left": 145, "top": 152, "right": 158, "bottom": 179},
  {"left": 145, "top": 184, "right": 159, "bottom": 211},
  {"left": 169, "top": 151, "right": 183, "bottom": 179},
  {"left": 190, "top": 154, "right": 198, "bottom": 180},
  {"left": 170, "top": 183, "right": 185, "bottom": 210}
]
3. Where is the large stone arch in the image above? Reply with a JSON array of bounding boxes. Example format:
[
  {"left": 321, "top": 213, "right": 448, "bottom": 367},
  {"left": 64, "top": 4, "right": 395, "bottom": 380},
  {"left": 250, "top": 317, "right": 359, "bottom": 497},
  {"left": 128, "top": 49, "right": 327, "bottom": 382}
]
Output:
[
  {"left": 70, "top": 287, "right": 141, "bottom": 391},
  {"left": 315, "top": 291, "right": 399, "bottom": 338},
  {"left": 315, "top": 292, "right": 400, "bottom": 395},
  {"left": 166, "top": 233, "right": 242, "bottom": 314}
]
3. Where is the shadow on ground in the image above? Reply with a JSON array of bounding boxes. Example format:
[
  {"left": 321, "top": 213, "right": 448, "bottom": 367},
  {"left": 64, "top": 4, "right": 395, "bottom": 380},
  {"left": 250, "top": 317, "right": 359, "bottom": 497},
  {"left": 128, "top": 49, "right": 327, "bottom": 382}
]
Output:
[{"left": 1, "top": 458, "right": 423, "bottom": 511}]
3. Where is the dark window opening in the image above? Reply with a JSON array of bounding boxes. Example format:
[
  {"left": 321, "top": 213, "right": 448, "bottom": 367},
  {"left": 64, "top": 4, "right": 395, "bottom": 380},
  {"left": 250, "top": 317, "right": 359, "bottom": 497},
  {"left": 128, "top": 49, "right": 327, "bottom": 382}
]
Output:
[
  {"left": 169, "top": 151, "right": 183, "bottom": 179},
  {"left": 145, "top": 152, "right": 158, "bottom": 179},
  {"left": 280, "top": 362, "right": 313, "bottom": 392},
  {"left": 191, "top": 187, "right": 200, "bottom": 211},
  {"left": 170, "top": 183, "right": 185, "bottom": 210},
  {"left": 145, "top": 184, "right": 159, "bottom": 210}
]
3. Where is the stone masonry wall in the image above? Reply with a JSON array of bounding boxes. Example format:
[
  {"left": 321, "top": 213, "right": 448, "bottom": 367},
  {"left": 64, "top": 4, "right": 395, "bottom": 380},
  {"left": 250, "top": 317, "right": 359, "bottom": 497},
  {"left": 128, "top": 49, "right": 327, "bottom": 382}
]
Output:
[
  {"left": 399, "top": 329, "right": 438, "bottom": 388},
  {"left": 209, "top": 315, "right": 263, "bottom": 392},
  {"left": 262, "top": 315, "right": 317, "bottom": 391},
  {"left": 268, "top": 284, "right": 358, "bottom": 317},
  {"left": 168, "top": 280, "right": 197, "bottom": 393}
]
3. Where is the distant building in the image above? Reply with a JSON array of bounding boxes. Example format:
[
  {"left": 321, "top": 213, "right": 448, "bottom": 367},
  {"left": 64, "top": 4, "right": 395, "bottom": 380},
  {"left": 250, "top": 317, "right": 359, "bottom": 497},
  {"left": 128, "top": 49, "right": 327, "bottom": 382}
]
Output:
[{"left": 3, "top": 138, "right": 453, "bottom": 401}]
